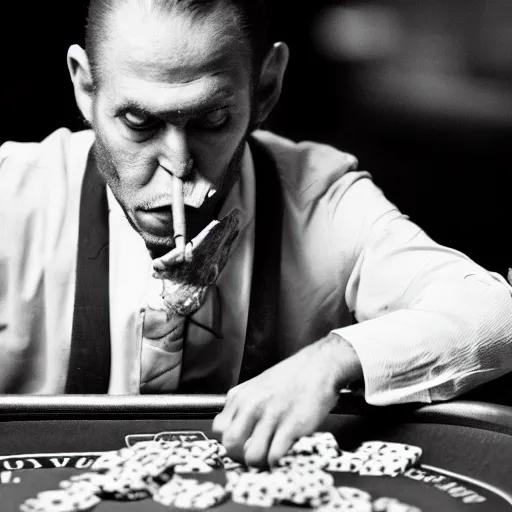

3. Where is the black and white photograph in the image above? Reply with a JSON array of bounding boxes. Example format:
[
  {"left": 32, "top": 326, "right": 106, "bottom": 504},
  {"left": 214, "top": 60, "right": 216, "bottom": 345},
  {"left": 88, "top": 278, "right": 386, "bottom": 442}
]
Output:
[{"left": 1, "top": 2, "right": 512, "bottom": 511}]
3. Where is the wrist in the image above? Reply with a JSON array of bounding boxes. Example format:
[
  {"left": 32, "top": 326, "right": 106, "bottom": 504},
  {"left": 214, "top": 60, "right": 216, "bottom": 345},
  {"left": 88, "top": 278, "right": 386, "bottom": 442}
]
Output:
[{"left": 319, "top": 332, "right": 363, "bottom": 391}]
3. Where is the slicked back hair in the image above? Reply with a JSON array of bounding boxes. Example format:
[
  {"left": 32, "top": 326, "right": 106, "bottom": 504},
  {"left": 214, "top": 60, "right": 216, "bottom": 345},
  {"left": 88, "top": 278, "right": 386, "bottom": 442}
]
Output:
[{"left": 84, "top": 0, "right": 270, "bottom": 88}]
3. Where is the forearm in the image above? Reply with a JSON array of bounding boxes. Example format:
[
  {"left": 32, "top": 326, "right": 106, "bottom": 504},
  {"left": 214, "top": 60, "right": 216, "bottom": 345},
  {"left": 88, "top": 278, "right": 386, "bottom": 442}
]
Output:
[{"left": 335, "top": 274, "right": 512, "bottom": 405}]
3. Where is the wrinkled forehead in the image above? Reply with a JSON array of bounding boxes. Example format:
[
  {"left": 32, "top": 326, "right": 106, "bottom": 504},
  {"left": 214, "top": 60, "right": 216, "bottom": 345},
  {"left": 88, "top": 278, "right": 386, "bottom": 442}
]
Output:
[{"left": 95, "top": 1, "right": 252, "bottom": 86}]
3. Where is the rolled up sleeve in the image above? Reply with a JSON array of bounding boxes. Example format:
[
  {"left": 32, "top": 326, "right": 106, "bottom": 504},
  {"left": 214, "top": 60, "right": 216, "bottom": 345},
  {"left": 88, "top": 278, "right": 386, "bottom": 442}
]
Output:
[{"left": 329, "top": 176, "right": 512, "bottom": 405}]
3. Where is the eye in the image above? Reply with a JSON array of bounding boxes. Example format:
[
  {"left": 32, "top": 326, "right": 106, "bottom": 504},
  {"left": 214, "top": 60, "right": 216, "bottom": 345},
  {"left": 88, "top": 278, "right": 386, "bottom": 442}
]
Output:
[
  {"left": 122, "top": 111, "right": 160, "bottom": 131},
  {"left": 195, "top": 108, "right": 230, "bottom": 130}
]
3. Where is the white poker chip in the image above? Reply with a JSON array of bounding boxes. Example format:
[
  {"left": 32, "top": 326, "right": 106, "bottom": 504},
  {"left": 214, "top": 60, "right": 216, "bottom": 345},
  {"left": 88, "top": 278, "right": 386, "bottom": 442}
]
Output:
[
  {"left": 318, "top": 498, "right": 372, "bottom": 511},
  {"left": 232, "top": 487, "right": 274, "bottom": 507},
  {"left": 287, "top": 432, "right": 341, "bottom": 458},
  {"left": 153, "top": 476, "right": 228, "bottom": 509},
  {"left": 20, "top": 489, "right": 101, "bottom": 512},
  {"left": 98, "top": 465, "right": 150, "bottom": 500},
  {"left": 316, "top": 488, "right": 373, "bottom": 511},
  {"left": 277, "top": 454, "right": 329, "bottom": 470},
  {"left": 373, "top": 497, "right": 398, "bottom": 512},
  {"left": 356, "top": 442, "right": 422, "bottom": 465},
  {"left": 358, "top": 455, "right": 410, "bottom": 477},
  {"left": 90, "top": 449, "right": 134, "bottom": 472},
  {"left": 336, "top": 486, "right": 372, "bottom": 502},
  {"left": 174, "top": 460, "right": 214, "bottom": 474},
  {"left": 373, "top": 496, "right": 422, "bottom": 512},
  {"left": 325, "top": 452, "right": 370, "bottom": 473},
  {"left": 222, "top": 455, "right": 244, "bottom": 471},
  {"left": 228, "top": 465, "right": 334, "bottom": 507},
  {"left": 203, "top": 455, "right": 224, "bottom": 469},
  {"left": 59, "top": 472, "right": 108, "bottom": 495}
]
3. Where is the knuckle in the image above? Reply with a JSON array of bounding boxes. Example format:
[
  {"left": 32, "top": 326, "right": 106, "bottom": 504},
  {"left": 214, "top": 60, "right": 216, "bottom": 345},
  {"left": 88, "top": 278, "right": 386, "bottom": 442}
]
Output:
[
  {"left": 222, "top": 426, "right": 245, "bottom": 451},
  {"left": 222, "top": 429, "right": 240, "bottom": 450},
  {"left": 211, "top": 414, "right": 225, "bottom": 434},
  {"left": 222, "top": 435, "right": 239, "bottom": 452},
  {"left": 226, "top": 386, "right": 240, "bottom": 404},
  {"left": 265, "top": 402, "right": 284, "bottom": 421},
  {"left": 226, "top": 386, "right": 237, "bottom": 398}
]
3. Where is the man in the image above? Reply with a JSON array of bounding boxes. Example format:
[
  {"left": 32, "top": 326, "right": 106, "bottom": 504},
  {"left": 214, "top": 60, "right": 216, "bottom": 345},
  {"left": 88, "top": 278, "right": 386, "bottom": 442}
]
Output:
[{"left": 1, "top": 0, "right": 512, "bottom": 467}]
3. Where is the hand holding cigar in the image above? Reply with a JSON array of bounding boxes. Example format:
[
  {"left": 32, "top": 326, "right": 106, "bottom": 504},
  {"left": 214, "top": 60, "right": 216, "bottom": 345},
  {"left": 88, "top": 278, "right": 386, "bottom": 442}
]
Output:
[
  {"left": 152, "top": 168, "right": 241, "bottom": 315},
  {"left": 152, "top": 208, "right": 241, "bottom": 315},
  {"left": 153, "top": 219, "right": 220, "bottom": 271}
]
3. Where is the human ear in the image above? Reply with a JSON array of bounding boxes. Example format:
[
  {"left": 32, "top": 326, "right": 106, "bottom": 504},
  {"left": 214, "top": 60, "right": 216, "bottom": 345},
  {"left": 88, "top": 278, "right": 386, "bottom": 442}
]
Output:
[
  {"left": 252, "top": 42, "right": 289, "bottom": 128},
  {"left": 67, "top": 44, "right": 95, "bottom": 126}
]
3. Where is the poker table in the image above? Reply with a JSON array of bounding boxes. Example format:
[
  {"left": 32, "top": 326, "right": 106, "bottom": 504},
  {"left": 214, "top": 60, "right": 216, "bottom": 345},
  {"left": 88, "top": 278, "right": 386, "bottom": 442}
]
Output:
[{"left": 1, "top": 395, "right": 512, "bottom": 511}]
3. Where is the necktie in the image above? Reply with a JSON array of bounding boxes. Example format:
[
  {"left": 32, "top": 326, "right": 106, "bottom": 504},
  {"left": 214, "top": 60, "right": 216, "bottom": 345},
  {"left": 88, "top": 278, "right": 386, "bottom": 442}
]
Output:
[
  {"left": 140, "top": 210, "right": 241, "bottom": 392},
  {"left": 140, "top": 275, "right": 188, "bottom": 392}
]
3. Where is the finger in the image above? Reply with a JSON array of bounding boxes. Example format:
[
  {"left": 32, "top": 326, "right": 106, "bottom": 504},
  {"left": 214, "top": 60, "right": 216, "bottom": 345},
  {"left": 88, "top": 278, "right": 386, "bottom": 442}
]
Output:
[
  {"left": 211, "top": 387, "right": 241, "bottom": 434},
  {"left": 221, "top": 405, "right": 260, "bottom": 463},
  {"left": 267, "top": 416, "right": 313, "bottom": 467},
  {"left": 153, "top": 247, "right": 186, "bottom": 270},
  {"left": 153, "top": 219, "right": 218, "bottom": 270},
  {"left": 243, "top": 411, "right": 280, "bottom": 468},
  {"left": 212, "top": 405, "right": 237, "bottom": 436}
]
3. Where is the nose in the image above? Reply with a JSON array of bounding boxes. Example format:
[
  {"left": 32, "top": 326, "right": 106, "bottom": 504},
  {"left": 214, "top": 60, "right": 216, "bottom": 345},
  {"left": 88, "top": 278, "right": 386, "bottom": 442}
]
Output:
[{"left": 158, "top": 125, "right": 193, "bottom": 179}]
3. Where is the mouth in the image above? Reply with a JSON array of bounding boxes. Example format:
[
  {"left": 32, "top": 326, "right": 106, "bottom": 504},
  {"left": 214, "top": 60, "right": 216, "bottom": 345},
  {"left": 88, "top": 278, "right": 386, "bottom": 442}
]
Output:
[
  {"left": 135, "top": 189, "right": 218, "bottom": 240},
  {"left": 136, "top": 206, "right": 174, "bottom": 236},
  {"left": 145, "top": 204, "right": 172, "bottom": 214}
]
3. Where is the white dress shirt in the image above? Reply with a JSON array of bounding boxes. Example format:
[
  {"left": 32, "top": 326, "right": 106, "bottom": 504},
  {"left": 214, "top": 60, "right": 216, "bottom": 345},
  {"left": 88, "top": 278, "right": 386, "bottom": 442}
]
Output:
[{"left": 1, "top": 127, "right": 512, "bottom": 404}]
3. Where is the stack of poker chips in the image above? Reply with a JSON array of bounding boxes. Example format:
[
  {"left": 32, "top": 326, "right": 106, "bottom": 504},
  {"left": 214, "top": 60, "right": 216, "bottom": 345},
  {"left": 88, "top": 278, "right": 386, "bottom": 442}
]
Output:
[{"left": 19, "top": 434, "right": 423, "bottom": 512}]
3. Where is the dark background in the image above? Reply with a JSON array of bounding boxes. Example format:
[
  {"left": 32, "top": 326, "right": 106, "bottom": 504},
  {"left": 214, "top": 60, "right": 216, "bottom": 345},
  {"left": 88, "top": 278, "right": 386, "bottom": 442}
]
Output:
[{"left": 1, "top": 1, "right": 511, "bottom": 277}]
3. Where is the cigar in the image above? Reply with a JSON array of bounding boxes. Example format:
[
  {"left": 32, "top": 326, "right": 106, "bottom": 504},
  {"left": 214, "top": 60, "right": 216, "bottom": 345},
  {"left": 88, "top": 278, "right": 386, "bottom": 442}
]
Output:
[{"left": 172, "top": 175, "right": 186, "bottom": 253}]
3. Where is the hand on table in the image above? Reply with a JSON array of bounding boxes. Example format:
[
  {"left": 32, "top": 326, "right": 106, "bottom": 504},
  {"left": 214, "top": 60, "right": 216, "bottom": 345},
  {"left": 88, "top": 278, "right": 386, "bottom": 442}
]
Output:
[{"left": 212, "top": 333, "right": 362, "bottom": 467}]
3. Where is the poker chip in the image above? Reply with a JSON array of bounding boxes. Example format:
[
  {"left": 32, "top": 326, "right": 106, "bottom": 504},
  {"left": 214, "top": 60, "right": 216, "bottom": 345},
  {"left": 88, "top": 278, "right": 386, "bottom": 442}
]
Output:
[
  {"left": 356, "top": 442, "right": 422, "bottom": 466},
  {"left": 59, "top": 472, "right": 107, "bottom": 495},
  {"left": 232, "top": 487, "right": 275, "bottom": 507},
  {"left": 90, "top": 448, "right": 134, "bottom": 473},
  {"left": 98, "top": 465, "right": 151, "bottom": 501},
  {"left": 227, "top": 465, "right": 334, "bottom": 507},
  {"left": 221, "top": 455, "right": 244, "bottom": 471},
  {"left": 354, "top": 441, "right": 421, "bottom": 478},
  {"left": 277, "top": 454, "right": 329, "bottom": 470},
  {"left": 153, "top": 476, "right": 228, "bottom": 509},
  {"left": 174, "top": 459, "right": 215, "bottom": 474},
  {"left": 323, "top": 440, "right": 421, "bottom": 478},
  {"left": 372, "top": 496, "right": 423, "bottom": 512},
  {"left": 315, "top": 488, "right": 364, "bottom": 511},
  {"left": 287, "top": 432, "right": 342, "bottom": 458},
  {"left": 358, "top": 455, "right": 410, "bottom": 477},
  {"left": 325, "top": 452, "right": 369, "bottom": 473},
  {"left": 20, "top": 489, "right": 101, "bottom": 512},
  {"left": 336, "top": 486, "right": 372, "bottom": 502},
  {"left": 318, "top": 497, "right": 372, "bottom": 511}
]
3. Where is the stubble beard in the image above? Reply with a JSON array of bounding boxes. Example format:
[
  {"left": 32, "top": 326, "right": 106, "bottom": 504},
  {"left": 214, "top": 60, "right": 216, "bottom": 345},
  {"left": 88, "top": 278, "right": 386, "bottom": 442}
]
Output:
[{"left": 92, "top": 130, "right": 248, "bottom": 259}]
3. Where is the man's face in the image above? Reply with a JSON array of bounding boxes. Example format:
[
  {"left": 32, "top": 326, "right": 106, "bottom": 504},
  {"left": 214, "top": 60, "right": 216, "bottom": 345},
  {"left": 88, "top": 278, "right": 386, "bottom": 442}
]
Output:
[{"left": 90, "top": 3, "right": 254, "bottom": 254}]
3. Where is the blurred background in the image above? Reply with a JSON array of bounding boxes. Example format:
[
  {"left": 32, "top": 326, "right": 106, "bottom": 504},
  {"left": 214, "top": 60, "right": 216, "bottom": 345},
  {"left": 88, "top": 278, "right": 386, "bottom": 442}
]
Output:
[{"left": 1, "top": 1, "right": 511, "bottom": 276}]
